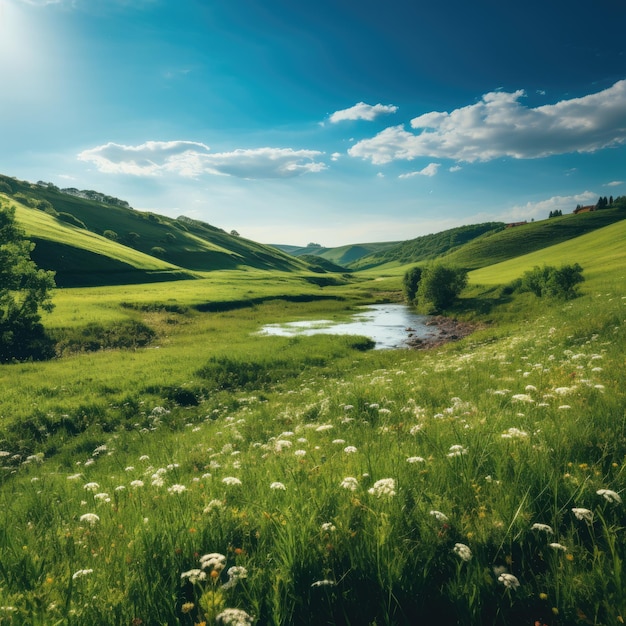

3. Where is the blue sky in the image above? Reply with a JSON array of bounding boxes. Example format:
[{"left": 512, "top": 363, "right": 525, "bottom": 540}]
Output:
[{"left": 1, "top": 0, "right": 625, "bottom": 246}]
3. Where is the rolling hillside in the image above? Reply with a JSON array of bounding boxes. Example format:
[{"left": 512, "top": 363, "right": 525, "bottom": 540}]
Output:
[
  {"left": 0, "top": 174, "right": 310, "bottom": 286},
  {"left": 273, "top": 241, "right": 400, "bottom": 266}
]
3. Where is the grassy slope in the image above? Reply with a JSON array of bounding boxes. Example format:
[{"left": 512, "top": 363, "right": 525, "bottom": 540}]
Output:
[
  {"left": 274, "top": 242, "right": 400, "bottom": 266},
  {"left": 445, "top": 206, "right": 626, "bottom": 270},
  {"left": 469, "top": 218, "right": 626, "bottom": 286}
]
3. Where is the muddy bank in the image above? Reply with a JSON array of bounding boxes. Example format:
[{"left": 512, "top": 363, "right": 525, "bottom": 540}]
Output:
[{"left": 406, "top": 316, "right": 478, "bottom": 349}]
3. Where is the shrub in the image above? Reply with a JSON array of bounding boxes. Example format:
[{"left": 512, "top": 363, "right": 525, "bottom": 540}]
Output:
[
  {"left": 521, "top": 263, "right": 584, "bottom": 299},
  {"left": 402, "top": 266, "right": 422, "bottom": 303},
  {"left": 57, "top": 212, "right": 87, "bottom": 229},
  {"left": 103, "top": 230, "right": 118, "bottom": 240}
]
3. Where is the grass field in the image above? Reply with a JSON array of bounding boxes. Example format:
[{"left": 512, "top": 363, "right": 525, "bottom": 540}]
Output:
[{"left": 1, "top": 217, "right": 626, "bottom": 625}]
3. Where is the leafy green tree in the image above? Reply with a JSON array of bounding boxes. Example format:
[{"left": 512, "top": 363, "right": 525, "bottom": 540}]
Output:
[
  {"left": 402, "top": 266, "right": 422, "bottom": 303},
  {"left": 0, "top": 204, "right": 56, "bottom": 362},
  {"left": 416, "top": 264, "right": 468, "bottom": 312}
]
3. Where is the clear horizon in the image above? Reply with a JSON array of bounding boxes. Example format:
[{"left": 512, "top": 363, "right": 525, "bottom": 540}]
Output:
[{"left": 1, "top": 0, "right": 625, "bottom": 247}]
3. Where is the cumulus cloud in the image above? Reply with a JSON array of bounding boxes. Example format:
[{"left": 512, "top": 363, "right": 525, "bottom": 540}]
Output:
[
  {"left": 499, "top": 191, "right": 597, "bottom": 223},
  {"left": 78, "top": 141, "right": 326, "bottom": 179},
  {"left": 398, "top": 163, "right": 440, "bottom": 178},
  {"left": 349, "top": 80, "right": 626, "bottom": 164},
  {"left": 329, "top": 102, "right": 398, "bottom": 123}
]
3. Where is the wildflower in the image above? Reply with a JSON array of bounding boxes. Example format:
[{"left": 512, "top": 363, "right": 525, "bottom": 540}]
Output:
[
  {"left": 115, "top": 485, "right": 126, "bottom": 491},
  {"left": 294, "top": 449, "right": 307, "bottom": 457},
  {"left": 67, "top": 473, "right": 82, "bottom": 481},
  {"left": 94, "top": 492, "right": 110, "bottom": 503},
  {"left": 130, "top": 480, "right": 144, "bottom": 488},
  {"left": 203, "top": 499, "right": 224, "bottom": 513},
  {"left": 139, "top": 455, "right": 150, "bottom": 461},
  {"left": 340, "top": 477, "right": 358, "bottom": 491},
  {"left": 72, "top": 568, "right": 94, "bottom": 580},
  {"left": 168, "top": 484, "right": 187, "bottom": 494},
  {"left": 531, "top": 523, "right": 554, "bottom": 535},
  {"left": 409, "top": 424, "right": 423, "bottom": 435},
  {"left": 407, "top": 456, "right": 425, "bottom": 464},
  {"left": 597, "top": 489, "right": 622, "bottom": 504},
  {"left": 311, "top": 579, "right": 336, "bottom": 587},
  {"left": 525, "top": 385, "right": 537, "bottom": 392},
  {"left": 222, "top": 477, "right": 242, "bottom": 486},
  {"left": 498, "top": 573, "right": 520, "bottom": 589},
  {"left": 93, "top": 445, "right": 108, "bottom": 456},
  {"left": 274, "top": 439, "right": 292, "bottom": 452},
  {"left": 181, "top": 602, "right": 195, "bottom": 614},
  {"left": 501, "top": 427, "right": 528, "bottom": 439},
  {"left": 447, "top": 444, "right": 468, "bottom": 458},
  {"left": 453, "top": 543, "right": 472, "bottom": 561},
  {"left": 429, "top": 510, "right": 449, "bottom": 523},
  {"left": 180, "top": 569, "right": 207, "bottom": 583},
  {"left": 79, "top": 513, "right": 100, "bottom": 526},
  {"left": 222, "top": 566, "right": 248, "bottom": 589},
  {"left": 511, "top": 394, "right": 534, "bottom": 403},
  {"left": 368, "top": 478, "right": 396, "bottom": 498},
  {"left": 549, "top": 543, "right": 567, "bottom": 552},
  {"left": 200, "top": 553, "right": 227, "bottom": 571},
  {"left": 321, "top": 522, "right": 336, "bottom": 533},
  {"left": 215, "top": 608, "right": 254, "bottom": 625},
  {"left": 315, "top": 424, "right": 334, "bottom": 432},
  {"left": 343, "top": 446, "right": 358, "bottom": 454},
  {"left": 125, "top": 466, "right": 135, "bottom": 472},
  {"left": 572, "top": 507, "right": 593, "bottom": 522},
  {"left": 332, "top": 439, "right": 346, "bottom": 445},
  {"left": 270, "top": 482, "right": 286, "bottom": 491},
  {"left": 83, "top": 482, "right": 99, "bottom": 492}
]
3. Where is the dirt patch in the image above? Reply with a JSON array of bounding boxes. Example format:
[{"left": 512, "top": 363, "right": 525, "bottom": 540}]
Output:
[{"left": 407, "top": 316, "right": 479, "bottom": 349}]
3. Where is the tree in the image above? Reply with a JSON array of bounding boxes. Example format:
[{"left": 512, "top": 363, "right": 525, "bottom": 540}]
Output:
[
  {"left": 0, "top": 204, "right": 56, "bottom": 362},
  {"left": 402, "top": 266, "right": 422, "bottom": 303},
  {"left": 415, "top": 264, "right": 468, "bottom": 312}
]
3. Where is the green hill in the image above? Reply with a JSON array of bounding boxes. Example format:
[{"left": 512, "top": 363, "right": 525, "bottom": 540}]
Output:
[
  {"left": 273, "top": 241, "right": 399, "bottom": 266},
  {"left": 443, "top": 204, "right": 626, "bottom": 271},
  {"left": 0, "top": 174, "right": 310, "bottom": 286},
  {"left": 349, "top": 222, "right": 505, "bottom": 269}
]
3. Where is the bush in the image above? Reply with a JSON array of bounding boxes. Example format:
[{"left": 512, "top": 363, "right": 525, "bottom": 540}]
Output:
[
  {"left": 103, "top": 230, "right": 118, "bottom": 241},
  {"left": 521, "top": 263, "right": 584, "bottom": 299},
  {"left": 57, "top": 212, "right": 87, "bottom": 229},
  {"left": 415, "top": 264, "right": 468, "bottom": 312}
]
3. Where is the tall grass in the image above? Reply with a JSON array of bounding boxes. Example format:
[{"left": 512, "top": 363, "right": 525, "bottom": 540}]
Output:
[{"left": 1, "top": 251, "right": 626, "bottom": 624}]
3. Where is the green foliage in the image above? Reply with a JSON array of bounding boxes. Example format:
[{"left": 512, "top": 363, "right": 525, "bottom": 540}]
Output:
[
  {"left": 402, "top": 265, "right": 422, "bottom": 303},
  {"left": 0, "top": 205, "right": 56, "bottom": 362},
  {"left": 520, "top": 263, "right": 584, "bottom": 299},
  {"left": 103, "top": 229, "right": 118, "bottom": 240},
  {"left": 416, "top": 264, "right": 468, "bottom": 312},
  {"left": 56, "top": 211, "right": 87, "bottom": 229},
  {"left": 53, "top": 320, "right": 156, "bottom": 355}
]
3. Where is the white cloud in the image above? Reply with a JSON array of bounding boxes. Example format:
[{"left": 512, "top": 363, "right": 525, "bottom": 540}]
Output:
[
  {"left": 349, "top": 80, "right": 626, "bottom": 164},
  {"left": 329, "top": 102, "right": 398, "bottom": 123},
  {"left": 497, "top": 191, "right": 597, "bottom": 223},
  {"left": 606, "top": 180, "right": 623, "bottom": 187},
  {"left": 78, "top": 141, "right": 327, "bottom": 179},
  {"left": 398, "top": 163, "right": 440, "bottom": 178},
  {"left": 449, "top": 165, "right": 462, "bottom": 172}
]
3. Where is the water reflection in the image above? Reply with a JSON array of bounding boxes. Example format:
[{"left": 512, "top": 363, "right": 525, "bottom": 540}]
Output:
[{"left": 258, "top": 303, "right": 438, "bottom": 349}]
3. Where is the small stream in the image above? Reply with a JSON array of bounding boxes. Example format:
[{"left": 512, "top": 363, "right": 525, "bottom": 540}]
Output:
[{"left": 258, "top": 303, "right": 439, "bottom": 349}]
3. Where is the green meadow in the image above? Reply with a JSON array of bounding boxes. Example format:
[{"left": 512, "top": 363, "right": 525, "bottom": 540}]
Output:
[{"left": 1, "top": 194, "right": 626, "bottom": 625}]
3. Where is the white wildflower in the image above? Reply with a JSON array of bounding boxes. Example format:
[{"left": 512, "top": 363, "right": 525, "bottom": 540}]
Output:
[
  {"left": 549, "top": 542, "right": 567, "bottom": 552},
  {"left": 79, "top": 513, "right": 100, "bottom": 526},
  {"left": 597, "top": 489, "right": 622, "bottom": 504},
  {"left": 511, "top": 394, "right": 534, "bottom": 403},
  {"left": 343, "top": 446, "right": 358, "bottom": 454},
  {"left": 222, "top": 477, "right": 242, "bottom": 486},
  {"left": 498, "top": 573, "right": 520, "bottom": 589},
  {"left": 340, "top": 477, "right": 358, "bottom": 491},
  {"left": 447, "top": 444, "right": 468, "bottom": 458},
  {"left": 311, "top": 579, "right": 336, "bottom": 587},
  {"left": 180, "top": 569, "right": 207, "bottom": 583},
  {"left": 83, "top": 482, "right": 99, "bottom": 492},
  {"left": 203, "top": 499, "right": 224, "bottom": 513},
  {"left": 321, "top": 522, "right": 336, "bottom": 533},
  {"left": 168, "top": 484, "right": 187, "bottom": 494},
  {"left": 94, "top": 492, "right": 110, "bottom": 503},
  {"left": 406, "top": 456, "right": 425, "bottom": 464},
  {"left": 72, "top": 568, "right": 94, "bottom": 580},
  {"left": 270, "top": 481, "right": 286, "bottom": 491},
  {"left": 200, "top": 552, "right": 226, "bottom": 571},
  {"left": 429, "top": 510, "right": 449, "bottom": 523},
  {"left": 216, "top": 608, "right": 254, "bottom": 625},
  {"left": 368, "top": 478, "right": 396, "bottom": 498},
  {"left": 531, "top": 523, "right": 553, "bottom": 534},
  {"left": 572, "top": 507, "right": 594, "bottom": 522},
  {"left": 222, "top": 566, "right": 248, "bottom": 590},
  {"left": 453, "top": 543, "right": 472, "bottom": 561},
  {"left": 294, "top": 449, "right": 307, "bottom": 457},
  {"left": 130, "top": 480, "right": 144, "bottom": 488}
]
